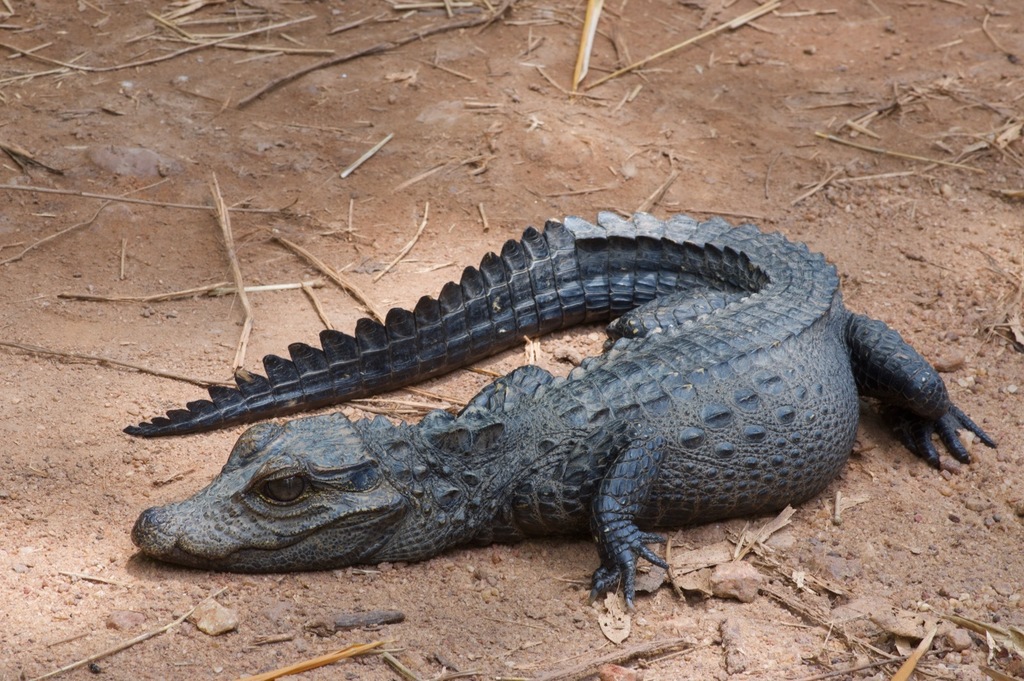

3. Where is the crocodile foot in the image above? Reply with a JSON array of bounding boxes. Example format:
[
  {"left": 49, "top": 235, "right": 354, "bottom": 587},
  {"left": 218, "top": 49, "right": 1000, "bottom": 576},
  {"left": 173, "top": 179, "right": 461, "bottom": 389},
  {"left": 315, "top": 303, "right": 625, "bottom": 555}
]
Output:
[
  {"left": 886, "top": 404, "right": 997, "bottom": 468},
  {"left": 590, "top": 522, "right": 668, "bottom": 609}
]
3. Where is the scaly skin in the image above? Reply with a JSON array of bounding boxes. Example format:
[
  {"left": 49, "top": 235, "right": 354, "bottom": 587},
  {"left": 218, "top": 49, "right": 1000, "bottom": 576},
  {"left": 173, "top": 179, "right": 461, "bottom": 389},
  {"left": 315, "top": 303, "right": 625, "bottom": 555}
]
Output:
[{"left": 130, "top": 213, "right": 996, "bottom": 607}]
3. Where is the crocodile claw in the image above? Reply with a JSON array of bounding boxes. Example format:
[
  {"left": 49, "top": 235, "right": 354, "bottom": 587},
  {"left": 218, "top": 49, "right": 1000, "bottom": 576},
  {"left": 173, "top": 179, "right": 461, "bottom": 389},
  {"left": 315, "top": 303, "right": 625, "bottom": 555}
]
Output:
[
  {"left": 589, "top": 527, "right": 668, "bottom": 610},
  {"left": 886, "top": 404, "right": 997, "bottom": 468}
]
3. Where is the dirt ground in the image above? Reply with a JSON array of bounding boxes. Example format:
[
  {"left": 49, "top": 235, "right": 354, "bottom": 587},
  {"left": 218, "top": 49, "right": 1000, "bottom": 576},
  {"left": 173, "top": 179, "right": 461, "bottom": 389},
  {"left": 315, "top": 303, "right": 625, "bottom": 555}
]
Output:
[{"left": 0, "top": 1, "right": 1022, "bottom": 679}]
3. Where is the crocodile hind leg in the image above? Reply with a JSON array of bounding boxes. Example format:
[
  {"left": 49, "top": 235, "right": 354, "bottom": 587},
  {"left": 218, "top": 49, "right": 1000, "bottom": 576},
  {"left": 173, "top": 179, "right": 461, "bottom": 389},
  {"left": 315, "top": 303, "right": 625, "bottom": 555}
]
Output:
[
  {"left": 589, "top": 429, "right": 670, "bottom": 609},
  {"left": 844, "top": 313, "right": 997, "bottom": 467}
]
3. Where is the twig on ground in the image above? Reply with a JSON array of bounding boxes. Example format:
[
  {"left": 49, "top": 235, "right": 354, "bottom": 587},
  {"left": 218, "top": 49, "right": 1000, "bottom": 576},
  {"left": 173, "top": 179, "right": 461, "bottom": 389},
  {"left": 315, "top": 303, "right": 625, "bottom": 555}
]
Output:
[
  {"left": 532, "top": 638, "right": 691, "bottom": 681},
  {"left": 58, "top": 280, "right": 323, "bottom": 303},
  {"left": 0, "top": 202, "right": 109, "bottom": 266},
  {"left": 373, "top": 202, "right": 430, "bottom": 282},
  {"left": 57, "top": 572, "right": 130, "bottom": 588},
  {"left": 28, "top": 588, "right": 228, "bottom": 681},
  {"left": 572, "top": 0, "right": 603, "bottom": 91},
  {"left": 274, "top": 236, "right": 387, "bottom": 322},
  {"left": 302, "top": 281, "right": 335, "bottom": 330},
  {"left": 233, "top": 641, "right": 385, "bottom": 681},
  {"left": 790, "top": 167, "right": 842, "bottom": 206},
  {"left": 0, "top": 182, "right": 289, "bottom": 214},
  {"left": 209, "top": 174, "right": 252, "bottom": 370},
  {"left": 340, "top": 132, "right": 394, "bottom": 179},
  {"left": 636, "top": 170, "right": 680, "bottom": 213},
  {"left": 382, "top": 651, "right": 422, "bottom": 681},
  {"left": 329, "top": 14, "right": 383, "bottom": 35},
  {"left": 237, "top": 0, "right": 516, "bottom": 107},
  {"left": 788, "top": 652, "right": 918, "bottom": 681},
  {"left": 890, "top": 625, "right": 938, "bottom": 681},
  {"left": 814, "top": 132, "right": 985, "bottom": 173},
  {"left": 118, "top": 237, "right": 127, "bottom": 280},
  {"left": 0, "top": 340, "right": 227, "bottom": 387},
  {"left": 586, "top": 1, "right": 780, "bottom": 89},
  {"left": 0, "top": 16, "right": 314, "bottom": 74},
  {"left": 477, "top": 202, "right": 489, "bottom": 232}
]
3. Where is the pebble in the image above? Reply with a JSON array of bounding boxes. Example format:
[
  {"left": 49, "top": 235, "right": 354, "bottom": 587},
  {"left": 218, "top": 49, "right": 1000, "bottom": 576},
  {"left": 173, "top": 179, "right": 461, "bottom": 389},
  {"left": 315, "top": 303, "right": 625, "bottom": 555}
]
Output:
[
  {"left": 944, "top": 628, "right": 973, "bottom": 651},
  {"left": 87, "top": 145, "right": 183, "bottom": 178},
  {"left": 190, "top": 598, "right": 239, "bottom": 636},
  {"left": 106, "top": 610, "right": 146, "bottom": 631},
  {"left": 710, "top": 561, "right": 763, "bottom": 603},
  {"left": 964, "top": 498, "right": 992, "bottom": 512},
  {"left": 932, "top": 354, "right": 965, "bottom": 373},
  {"left": 598, "top": 663, "right": 639, "bottom": 681}
]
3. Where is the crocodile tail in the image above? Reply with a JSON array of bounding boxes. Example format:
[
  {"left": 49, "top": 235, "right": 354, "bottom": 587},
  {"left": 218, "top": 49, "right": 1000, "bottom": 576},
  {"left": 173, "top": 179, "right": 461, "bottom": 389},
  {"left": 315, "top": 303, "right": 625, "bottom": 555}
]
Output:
[{"left": 125, "top": 222, "right": 590, "bottom": 437}]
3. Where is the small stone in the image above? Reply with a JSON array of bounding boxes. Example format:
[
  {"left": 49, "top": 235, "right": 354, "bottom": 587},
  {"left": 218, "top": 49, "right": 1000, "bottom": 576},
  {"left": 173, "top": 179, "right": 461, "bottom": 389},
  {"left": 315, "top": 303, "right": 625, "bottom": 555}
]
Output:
[
  {"left": 804, "top": 46, "right": 817, "bottom": 55},
  {"left": 12, "top": 563, "right": 29, "bottom": 574},
  {"left": 964, "top": 498, "right": 992, "bottom": 512},
  {"left": 940, "top": 183, "right": 954, "bottom": 198},
  {"left": 190, "top": 598, "right": 239, "bottom": 636},
  {"left": 106, "top": 610, "right": 146, "bottom": 631},
  {"left": 598, "top": 663, "right": 639, "bottom": 681},
  {"left": 945, "top": 628, "right": 973, "bottom": 651},
  {"left": 932, "top": 354, "right": 965, "bottom": 373},
  {"left": 710, "top": 561, "right": 763, "bottom": 603},
  {"left": 720, "top": 617, "right": 750, "bottom": 673},
  {"left": 737, "top": 52, "right": 754, "bottom": 66}
]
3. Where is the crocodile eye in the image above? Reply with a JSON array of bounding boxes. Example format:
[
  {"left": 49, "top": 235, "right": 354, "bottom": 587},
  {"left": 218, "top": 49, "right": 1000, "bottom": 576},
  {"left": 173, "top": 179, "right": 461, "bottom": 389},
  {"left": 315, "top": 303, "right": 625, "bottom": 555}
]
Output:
[{"left": 261, "top": 475, "right": 307, "bottom": 503}]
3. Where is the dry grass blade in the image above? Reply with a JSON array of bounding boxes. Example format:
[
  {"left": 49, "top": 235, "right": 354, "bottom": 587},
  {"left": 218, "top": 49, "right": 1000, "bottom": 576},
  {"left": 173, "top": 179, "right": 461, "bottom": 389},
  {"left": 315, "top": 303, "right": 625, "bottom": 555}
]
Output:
[
  {"left": 340, "top": 132, "right": 394, "bottom": 179},
  {"left": 0, "top": 182, "right": 288, "bottom": 213},
  {"left": 586, "top": 0, "right": 780, "bottom": 90},
  {"left": 532, "top": 637, "right": 691, "bottom": 681},
  {"left": 301, "top": 282, "right": 335, "bottom": 330},
  {"left": 0, "top": 16, "right": 315, "bottom": 74},
  {"left": 889, "top": 624, "right": 937, "bottom": 681},
  {"left": 210, "top": 174, "right": 253, "bottom": 370},
  {"left": 237, "top": 0, "right": 516, "bottom": 107},
  {"left": 234, "top": 641, "right": 385, "bottom": 681},
  {"left": 815, "top": 132, "right": 985, "bottom": 173},
  {"left": 28, "top": 588, "right": 228, "bottom": 681},
  {"left": 373, "top": 203, "right": 430, "bottom": 282},
  {"left": 57, "top": 280, "right": 322, "bottom": 303},
  {"left": 0, "top": 340, "right": 227, "bottom": 387},
  {"left": 0, "top": 202, "right": 109, "bottom": 266},
  {"left": 636, "top": 170, "right": 679, "bottom": 213},
  {"left": 274, "top": 237, "right": 386, "bottom": 323},
  {"left": 572, "top": 0, "right": 603, "bottom": 92}
]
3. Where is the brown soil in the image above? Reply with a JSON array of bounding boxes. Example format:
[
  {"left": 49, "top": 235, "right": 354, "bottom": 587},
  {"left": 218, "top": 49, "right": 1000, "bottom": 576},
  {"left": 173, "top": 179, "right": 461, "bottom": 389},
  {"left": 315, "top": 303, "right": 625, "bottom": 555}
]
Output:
[{"left": 1, "top": 1, "right": 1022, "bottom": 680}]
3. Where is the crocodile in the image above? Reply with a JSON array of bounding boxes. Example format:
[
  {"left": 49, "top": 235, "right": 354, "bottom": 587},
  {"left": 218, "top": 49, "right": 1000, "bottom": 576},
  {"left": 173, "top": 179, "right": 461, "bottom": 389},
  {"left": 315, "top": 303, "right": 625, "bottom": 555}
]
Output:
[{"left": 129, "top": 212, "right": 995, "bottom": 606}]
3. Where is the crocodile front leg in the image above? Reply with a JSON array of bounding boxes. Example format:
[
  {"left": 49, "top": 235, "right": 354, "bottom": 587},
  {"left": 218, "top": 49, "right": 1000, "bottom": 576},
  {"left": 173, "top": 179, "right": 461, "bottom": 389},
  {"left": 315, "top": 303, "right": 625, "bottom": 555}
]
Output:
[
  {"left": 589, "top": 429, "right": 670, "bottom": 609},
  {"left": 844, "top": 313, "right": 997, "bottom": 466}
]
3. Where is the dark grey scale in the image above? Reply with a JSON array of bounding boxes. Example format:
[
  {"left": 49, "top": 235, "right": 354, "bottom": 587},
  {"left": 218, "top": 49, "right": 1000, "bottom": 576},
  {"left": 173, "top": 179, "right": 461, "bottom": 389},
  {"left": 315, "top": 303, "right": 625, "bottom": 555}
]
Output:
[
  {"left": 437, "top": 281, "right": 472, "bottom": 367},
  {"left": 411, "top": 296, "right": 447, "bottom": 375},
  {"left": 383, "top": 308, "right": 420, "bottom": 379},
  {"left": 519, "top": 227, "right": 565, "bottom": 334},
  {"left": 319, "top": 330, "right": 360, "bottom": 396},
  {"left": 541, "top": 222, "right": 588, "bottom": 326},
  {"left": 775, "top": 406, "right": 798, "bottom": 425},
  {"left": 263, "top": 354, "right": 303, "bottom": 398},
  {"left": 574, "top": 237, "right": 612, "bottom": 320},
  {"left": 630, "top": 235, "right": 664, "bottom": 306},
  {"left": 700, "top": 403, "right": 735, "bottom": 430},
  {"left": 459, "top": 266, "right": 497, "bottom": 355},
  {"left": 354, "top": 319, "right": 390, "bottom": 386},
  {"left": 499, "top": 239, "right": 541, "bottom": 335},
  {"left": 478, "top": 253, "right": 517, "bottom": 345}
]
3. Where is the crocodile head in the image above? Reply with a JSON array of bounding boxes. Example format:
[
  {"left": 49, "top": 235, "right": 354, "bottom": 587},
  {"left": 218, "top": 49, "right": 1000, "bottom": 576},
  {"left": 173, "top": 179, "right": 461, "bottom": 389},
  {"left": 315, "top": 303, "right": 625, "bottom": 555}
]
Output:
[{"left": 132, "top": 413, "right": 412, "bottom": 572}]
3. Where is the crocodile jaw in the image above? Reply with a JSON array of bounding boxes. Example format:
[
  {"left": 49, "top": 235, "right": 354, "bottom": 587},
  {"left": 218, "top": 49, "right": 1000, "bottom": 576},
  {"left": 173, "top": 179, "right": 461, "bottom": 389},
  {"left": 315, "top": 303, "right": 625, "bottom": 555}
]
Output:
[{"left": 131, "top": 496, "right": 406, "bottom": 572}]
